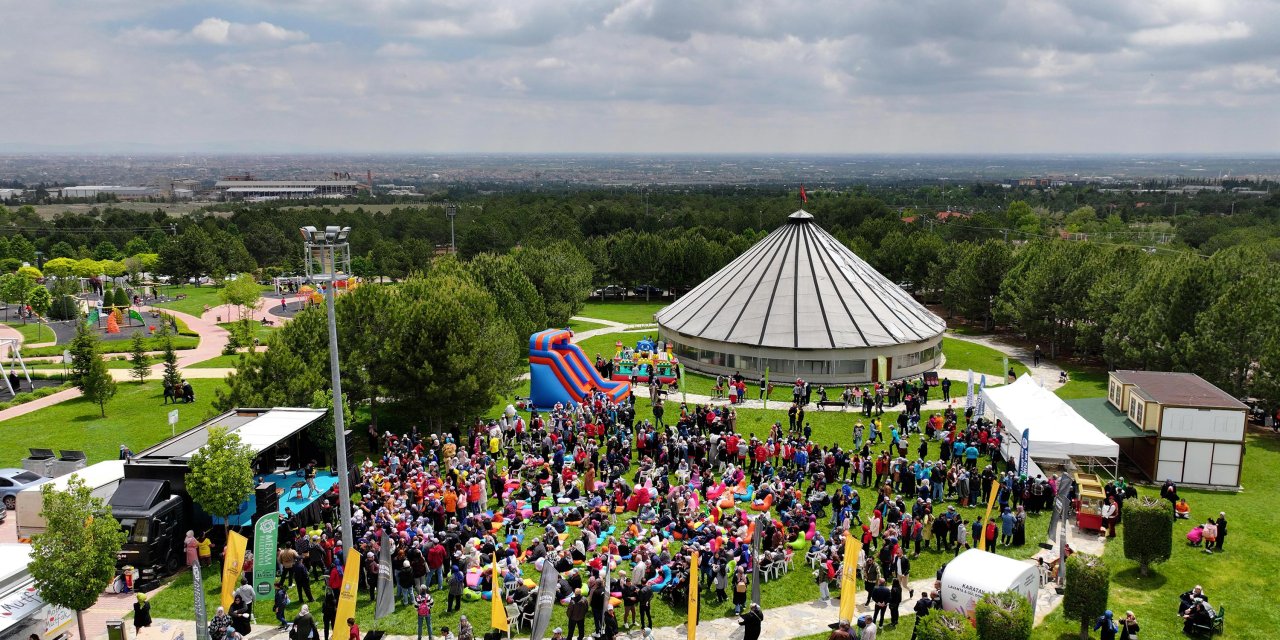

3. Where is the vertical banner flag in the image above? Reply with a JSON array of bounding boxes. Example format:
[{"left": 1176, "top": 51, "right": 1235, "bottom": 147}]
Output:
[
  {"left": 688, "top": 551, "right": 700, "bottom": 640},
  {"left": 838, "top": 532, "right": 862, "bottom": 624},
  {"left": 750, "top": 519, "right": 762, "bottom": 606},
  {"left": 975, "top": 375, "right": 987, "bottom": 418},
  {"left": 679, "top": 364, "right": 687, "bottom": 405},
  {"left": 800, "top": 184, "right": 808, "bottom": 203},
  {"left": 491, "top": 554, "right": 509, "bottom": 632},
  {"left": 220, "top": 531, "right": 248, "bottom": 611},
  {"left": 333, "top": 549, "right": 361, "bottom": 640},
  {"left": 965, "top": 369, "right": 974, "bottom": 410},
  {"left": 375, "top": 531, "right": 396, "bottom": 619},
  {"left": 1002, "top": 356, "right": 1009, "bottom": 381},
  {"left": 253, "top": 513, "right": 280, "bottom": 601},
  {"left": 529, "top": 553, "right": 560, "bottom": 640},
  {"left": 978, "top": 479, "right": 1001, "bottom": 551},
  {"left": 193, "top": 563, "right": 209, "bottom": 640},
  {"left": 1018, "top": 429, "right": 1030, "bottom": 479}
]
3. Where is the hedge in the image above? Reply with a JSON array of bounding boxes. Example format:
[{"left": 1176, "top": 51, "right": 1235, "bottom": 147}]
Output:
[
  {"left": 1123, "top": 496, "right": 1174, "bottom": 576},
  {"left": 1064, "top": 553, "right": 1110, "bottom": 640},
  {"left": 916, "top": 608, "right": 978, "bottom": 640},
  {"left": 975, "top": 590, "right": 1033, "bottom": 640}
]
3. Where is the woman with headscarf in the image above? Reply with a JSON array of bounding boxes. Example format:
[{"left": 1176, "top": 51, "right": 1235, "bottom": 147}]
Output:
[
  {"left": 132, "top": 594, "right": 152, "bottom": 634},
  {"left": 457, "top": 614, "right": 473, "bottom": 640},
  {"left": 184, "top": 531, "right": 199, "bottom": 567},
  {"left": 291, "top": 604, "right": 317, "bottom": 640},
  {"left": 230, "top": 594, "right": 252, "bottom": 636},
  {"left": 209, "top": 607, "right": 232, "bottom": 640}
]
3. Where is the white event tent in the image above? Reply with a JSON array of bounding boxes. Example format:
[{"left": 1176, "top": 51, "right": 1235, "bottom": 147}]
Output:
[{"left": 981, "top": 374, "right": 1120, "bottom": 474}]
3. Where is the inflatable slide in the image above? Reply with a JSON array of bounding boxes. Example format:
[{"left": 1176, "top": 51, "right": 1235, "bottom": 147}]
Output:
[{"left": 529, "top": 329, "right": 631, "bottom": 409}]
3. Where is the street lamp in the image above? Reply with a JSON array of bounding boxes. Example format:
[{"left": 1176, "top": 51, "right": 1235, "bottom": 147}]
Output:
[
  {"left": 445, "top": 203, "right": 458, "bottom": 253},
  {"left": 299, "top": 225, "right": 355, "bottom": 553}
]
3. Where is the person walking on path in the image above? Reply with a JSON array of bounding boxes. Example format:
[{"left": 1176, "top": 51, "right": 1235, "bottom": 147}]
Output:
[
  {"left": 738, "top": 603, "right": 764, "bottom": 640},
  {"left": 133, "top": 594, "right": 152, "bottom": 635}
]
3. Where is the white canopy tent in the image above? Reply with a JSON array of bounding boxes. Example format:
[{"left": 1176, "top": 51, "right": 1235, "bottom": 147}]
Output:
[{"left": 982, "top": 374, "right": 1120, "bottom": 475}]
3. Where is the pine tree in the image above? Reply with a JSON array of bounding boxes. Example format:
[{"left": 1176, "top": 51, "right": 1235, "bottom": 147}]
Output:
[
  {"left": 76, "top": 339, "right": 116, "bottom": 417},
  {"left": 68, "top": 322, "right": 98, "bottom": 386},
  {"left": 161, "top": 334, "right": 181, "bottom": 390},
  {"left": 129, "top": 331, "right": 150, "bottom": 383}
]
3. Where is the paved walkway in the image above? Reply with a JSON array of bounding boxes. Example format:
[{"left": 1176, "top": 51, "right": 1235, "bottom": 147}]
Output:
[
  {"left": 0, "top": 387, "right": 81, "bottom": 421},
  {"left": 141, "top": 306, "right": 230, "bottom": 368}
]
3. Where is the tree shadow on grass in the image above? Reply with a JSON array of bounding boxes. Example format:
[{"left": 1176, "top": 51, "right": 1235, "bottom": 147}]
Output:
[{"left": 1114, "top": 566, "right": 1168, "bottom": 590}]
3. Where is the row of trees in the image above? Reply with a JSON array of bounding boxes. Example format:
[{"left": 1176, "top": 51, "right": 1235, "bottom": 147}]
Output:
[{"left": 216, "top": 247, "right": 592, "bottom": 433}]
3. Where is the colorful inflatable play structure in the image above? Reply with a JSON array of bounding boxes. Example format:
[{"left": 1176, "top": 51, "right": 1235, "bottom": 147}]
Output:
[
  {"left": 529, "top": 329, "right": 631, "bottom": 410},
  {"left": 608, "top": 336, "right": 680, "bottom": 384}
]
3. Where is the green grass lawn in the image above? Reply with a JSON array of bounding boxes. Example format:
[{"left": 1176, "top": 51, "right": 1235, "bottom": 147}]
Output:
[
  {"left": 0, "top": 379, "right": 226, "bottom": 467},
  {"left": 567, "top": 319, "right": 607, "bottom": 333},
  {"left": 152, "top": 283, "right": 273, "bottom": 318},
  {"left": 186, "top": 353, "right": 254, "bottom": 369},
  {"left": 1053, "top": 367, "right": 1109, "bottom": 400},
  {"left": 1032, "top": 433, "right": 1280, "bottom": 640},
  {"left": 4, "top": 321, "right": 55, "bottom": 344},
  {"left": 218, "top": 321, "right": 279, "bottom": 344},
  {"left": 29, "top": 358, "right": 136, "bottom": 371},
  {"left": 22, "top": 334, "right": 199, "bottom": 358},
  {"left": 578, "top": 301, "right": 666, "bottom": 325},
  {"left": 941, "top": 337, "right": 1028, "bottom": 379}
]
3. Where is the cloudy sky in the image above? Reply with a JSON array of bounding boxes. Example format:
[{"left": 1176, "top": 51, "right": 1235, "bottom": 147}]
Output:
[{"left": 3, "top": 0, "right": 1279, "bottom": 153}]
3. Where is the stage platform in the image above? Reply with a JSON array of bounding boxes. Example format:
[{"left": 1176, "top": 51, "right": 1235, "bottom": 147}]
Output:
[{"left": 213, "top": 470, "right": 341, "bottom": 527}]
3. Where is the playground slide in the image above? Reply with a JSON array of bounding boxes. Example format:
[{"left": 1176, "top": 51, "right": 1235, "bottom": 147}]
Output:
[{"left": 529, "top": 329, "right": 631, "bottom": 409}]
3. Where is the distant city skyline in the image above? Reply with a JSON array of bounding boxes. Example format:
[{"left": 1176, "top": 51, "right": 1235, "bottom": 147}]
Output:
[{"left": 3, "top": 0, "right": 1279, "bottom": 154}]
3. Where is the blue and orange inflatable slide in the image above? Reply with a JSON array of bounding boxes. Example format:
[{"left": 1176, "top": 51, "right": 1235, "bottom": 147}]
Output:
[{"left": 529, "top": 329, "right": 631, "bottom": 410}]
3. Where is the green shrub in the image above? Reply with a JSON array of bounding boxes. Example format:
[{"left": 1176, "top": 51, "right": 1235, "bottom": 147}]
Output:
[
  {"left": 115, "top": 288, "right": 131, "bottom": 307},
  {"left": 975, "top": 590, "right": 1033, "bottom": 640},
  {"left": 49, "top": 295, "right": 79, "bottom": 321},
  {"left": 916, "top": 608, "right": 978, "bottom": 640},
  {"left": 1122, "top": 496, "right": 1174, "bottom": 577},
  {"left": 1064, "top": 553, "right": 1110, "bottom": 640}
]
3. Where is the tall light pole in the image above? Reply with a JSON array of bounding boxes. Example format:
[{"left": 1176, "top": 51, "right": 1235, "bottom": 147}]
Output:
[
  {"left": 300, "top": 225, "right": 354, "bottom": 552},
  {"left": 446, "top": 203, "right": 458, "bottom": 253}
]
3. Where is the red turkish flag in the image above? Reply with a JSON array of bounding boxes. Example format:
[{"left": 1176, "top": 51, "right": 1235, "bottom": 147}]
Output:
[{"left": 800, "top": 185, "right": 808, "bottom": 203}]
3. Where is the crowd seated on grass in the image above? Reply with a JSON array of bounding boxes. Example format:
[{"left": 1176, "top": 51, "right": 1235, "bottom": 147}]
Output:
[{"left": 249, "top": 380, "right": 1085, "bottom": 637}]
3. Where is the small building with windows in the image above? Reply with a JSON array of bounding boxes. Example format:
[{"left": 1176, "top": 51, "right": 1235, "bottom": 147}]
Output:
[
  {"left": 655, "top": 210, "right": 946, "bottom": 384},
  {"left": 1101, "top": 370, "right": 1247, "bottom": 488}
]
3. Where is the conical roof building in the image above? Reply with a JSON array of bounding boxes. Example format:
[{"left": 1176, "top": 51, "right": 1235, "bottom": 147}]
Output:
[{"left": 656, "top": 210, "right": 945, "bottom": 383}]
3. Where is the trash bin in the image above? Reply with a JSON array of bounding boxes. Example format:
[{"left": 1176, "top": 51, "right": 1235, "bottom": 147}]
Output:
[
  {"left": 106, "top": 619, "right": 126, "bottom": 640},
  {"left": 21, "top": 448, "right": 55, "bottom": 477}
]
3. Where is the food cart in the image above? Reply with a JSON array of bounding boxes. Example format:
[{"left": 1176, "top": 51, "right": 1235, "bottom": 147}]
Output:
[{"left": 1074, "top": 472, "right": 1106, "bottom": 532}]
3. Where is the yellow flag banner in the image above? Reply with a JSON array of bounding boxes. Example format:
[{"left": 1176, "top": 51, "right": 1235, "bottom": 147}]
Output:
[
  {"left": 838, "top": 531, "right": 862, "bottom": 623},
  {"left": 687, "top": 551, "right": 699, "bottom": 640},
  {"left": 492, "top": 554, "right": 509, "bottom": 632},
  {"left": 978, "top": 479, "right": 1001, "bottom": 551},
  {"left": 333, "top": 549, "right": 361, "bottom": 640},
  {"left": 220, "top": 531, "right": 248, "bottom": 611}
]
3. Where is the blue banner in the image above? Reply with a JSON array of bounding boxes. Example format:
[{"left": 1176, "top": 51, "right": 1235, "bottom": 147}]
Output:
[{"left": 1018, "top": 428, "right": 1030, "bottom": 478}]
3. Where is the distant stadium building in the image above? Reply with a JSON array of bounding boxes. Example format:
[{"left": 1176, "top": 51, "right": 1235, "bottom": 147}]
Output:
[
  {"left": 656, "top": 209, "right": 946, "bottom": 383},
  {"left": 61, "top": 186, "right": 158, "bottom": 200},
  {"left": 213, "top": 179, "right": 362, "bottom": 201}
]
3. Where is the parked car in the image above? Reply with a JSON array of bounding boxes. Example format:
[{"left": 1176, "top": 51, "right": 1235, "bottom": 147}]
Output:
[
  {"left": 0, "top": 469, "right": 51, "bottom": 510},
  {"left": 593, "top": 284, "right": 627, "bottom": 299},
  {"left": 632, "top": 284, "right": 664, "bottom": 298}
]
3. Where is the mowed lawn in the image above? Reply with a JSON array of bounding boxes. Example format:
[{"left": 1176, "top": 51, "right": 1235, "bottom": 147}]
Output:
[
  {"left": 941, "top": 337, "right": 1029, "bottom": 379},
  {"left": 0, "top": 379, "right": 226, "bottom": 467},
  {"left": 578, "top": 300, "right": 666, "bottom": 325},
  {"left": 186, "top": 353, "right": 254, "bottom": 369},
  {"left": 4, "top": 321, "right": 55, "bottom": 344},
  {"left": 151, "top": 284, "right": 228, "bottom": 317},
  {"left": 1053, "top": 367, "right": 1109, "bottom": 400},
  {"left": 1032, "top": 432, "right": 1280, "bottom": 639}
]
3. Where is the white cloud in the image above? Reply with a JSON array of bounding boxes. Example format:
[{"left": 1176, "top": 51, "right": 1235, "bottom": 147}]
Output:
[
  {"left": 121, "top": 18, "right": 308, "bottom": 47},
  {"left": 190, "top": 18, "right": 308, "bottom": 45},
  {"left": 1130, "top": 21, "right": 1251, "bottom": 46},
  {"left": 376, "top": 43, "right": 423, "bottom": 57}
]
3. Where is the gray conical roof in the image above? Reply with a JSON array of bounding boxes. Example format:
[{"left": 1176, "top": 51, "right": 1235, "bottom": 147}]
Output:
[{"left": 656, "top": 210, "right": 945, "bottom": 349}]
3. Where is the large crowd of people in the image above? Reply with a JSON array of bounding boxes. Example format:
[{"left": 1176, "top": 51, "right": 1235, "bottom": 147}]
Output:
[{"left": 207, "top": 369, "right": 1069, "bottom": 640}]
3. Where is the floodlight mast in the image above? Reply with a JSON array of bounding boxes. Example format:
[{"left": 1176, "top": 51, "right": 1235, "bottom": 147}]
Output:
[{"left": 300, "top": 225, "right": 354, "bottom": 553}]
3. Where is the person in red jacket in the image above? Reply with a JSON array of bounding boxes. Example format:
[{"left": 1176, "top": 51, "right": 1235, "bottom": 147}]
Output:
[{"left": 427, "top": 540, "right": 448, "bottom": 591}]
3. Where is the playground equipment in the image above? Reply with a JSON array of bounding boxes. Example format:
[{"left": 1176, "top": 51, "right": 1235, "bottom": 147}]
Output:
[
  {"left": 0, "top": 339, "right": 32, "bottom": 397},
  {"left": 86, "top": 307, "right": 149, "bottom": 333},
  {"left": 608, "top": 336, "right": 679, "bottom": 384},
  {"left": 529, "top": 329, "right": 631, "bottom": 410}
]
